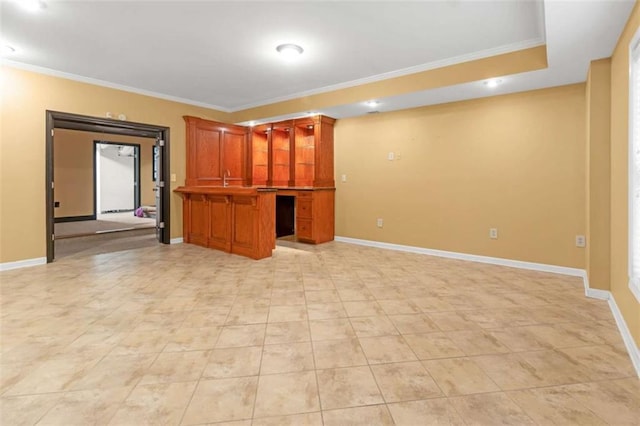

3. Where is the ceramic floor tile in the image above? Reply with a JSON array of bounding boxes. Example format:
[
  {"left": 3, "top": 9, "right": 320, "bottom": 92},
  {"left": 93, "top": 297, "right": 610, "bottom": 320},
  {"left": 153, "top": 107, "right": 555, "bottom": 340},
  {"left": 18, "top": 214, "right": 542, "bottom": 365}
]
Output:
[
  {"left": 252, "top": 412, "right": 323, "bottom": 426},
  {"left": 378, "top": 299, "right": 421, "bottom": 315},
  {"left": 342, "top": 301, "right": 385, "bottom": 317},
  {"left": 264, "top": 321, "right": 310, "bottom": 345},
  {"left": 525, "top": 324, "right": 602, "bottom": 349},
  {"left": 139, "top": 350, "right": 210, "bottom": 384},
  {"left": 561, "top": 380, "right": 640, "bottom": 425},
  {"left": 349, "top": 316, "right": 399, "bottom": 338},
  {"left": 370, "top": 361, "right": 443, "bottom": 402},
  {"left": 358, "top": 336, "right": 417, "bottom": 364},
  {"left": 422, "top": 357, "right": 500, "bottom": 396},
  {"left": 268, "top": 305, "right": 308, "bottom": 323},
  {"left": 109, "top": 329, "right": 173, "bottom": 355},
  {"left": 427, "top": 311, "right": 481, "bottom": 331},
  {"left": 316, "top": 366, "right": 384, "bottom": 410},
  {"left": 558, "top": 344, "right": 636, "bottom": 380},
  {"left": 488, "top": 326, "right": 553, "bottom": 352},
  {"left": 0, "top": 241, "right": 634, "bottom": 426},
  {"left": 516, "top": 349, "right": 592, "bottom": 386},
  {"left": 37, "top": 387, "right": 131, "bottom": 426},
  {"left": 163, "top": 326, "right": 221, "bottom": 352},
  {"left": 261, "top": 342, "right": 314, "bottom": 374},
  {"left": 181, "top": 376, "right": 258, "bottom": 424},
  {"left": 337, "top": 288, "right": 376, "bottom": 301},
  {"left": 0, "top": 394, "right": 61, "bottom": 425},
  {"left": 202, "top": 346, "right": 262, "bottom": 379},
  {"left": 305, "top": 290, "right": 340, "bottom": 304},
  {"left": 306, "top": 303, "right": 347, "bottom": 320},
  {"left": 449, "top": 392, "right": 536, "bottom": 425},
  {"left": 108, "top": 381, "right": 196, "bottom": 425},
  {"left": 412, "top": 297, "right": 457, "bottom": 313},
  {"left": 216, "top": 324, "right": 265, "bottom": 348},
  {"left": 388, "top": 398, "right": 465, "bottom": 426},
  {"left": 322, "top": 404, "right": 394, "bottom": 426},
  {"left": 271, "top": 291, "right": 306, "bottom": 306},
  {"left": 4, "top": 355, "right": 101, "bottom": 396},
  {"left": 388, "top": 314, "right": 440, "bottom": 334},
  {"left": 507, "top": 387, "right": 607, "bottom": 425},
  {"left": 446, "top": 329, "right": 511, "bottom": 356},
  {"left": 472, "top": 353, "right": 548, "bottom": 390},
  {"left": 253, "top": 371, "right": 320, "bottom": 418},
  {"left": 309, "top": 318, "right": 356, "bottom": 341},
  {"left": 181, "top": 308, "right": 230, "bottom": 328},
  {"left": 70, "top": 354, "right": 157, "bottom": 391},
  {"left": 403, "top": 332, "right": 465, "bottom": 360},
  {"left": 312, "top": 338, "right": 368, "bottom": 369}
]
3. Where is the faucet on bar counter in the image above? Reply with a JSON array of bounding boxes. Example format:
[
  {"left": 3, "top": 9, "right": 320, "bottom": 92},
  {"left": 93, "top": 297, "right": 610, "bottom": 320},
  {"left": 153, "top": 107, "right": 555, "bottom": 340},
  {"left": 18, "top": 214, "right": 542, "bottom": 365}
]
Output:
[{"left": 223, "top": 169, "right": 231, "bottom": 187}]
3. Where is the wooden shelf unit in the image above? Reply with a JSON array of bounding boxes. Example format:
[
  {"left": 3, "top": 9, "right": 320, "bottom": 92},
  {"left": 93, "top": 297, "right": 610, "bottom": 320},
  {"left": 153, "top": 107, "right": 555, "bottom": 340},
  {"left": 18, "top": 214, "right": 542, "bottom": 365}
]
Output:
[
  {"left": 178, "top": 114, "right": 336, "bottom": 258},
  {"left": 247, "top": 115, "right": 336, "bottom": 188},
  {"left": 249, "top": 124, "right": 269, "bottom": 186}
]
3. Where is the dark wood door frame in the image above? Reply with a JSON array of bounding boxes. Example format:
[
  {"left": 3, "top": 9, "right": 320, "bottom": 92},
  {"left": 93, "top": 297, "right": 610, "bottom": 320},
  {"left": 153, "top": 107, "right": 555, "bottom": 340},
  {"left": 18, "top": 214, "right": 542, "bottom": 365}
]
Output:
[{"left": 46, "top": 110, "right": 171, "bottom": 263}]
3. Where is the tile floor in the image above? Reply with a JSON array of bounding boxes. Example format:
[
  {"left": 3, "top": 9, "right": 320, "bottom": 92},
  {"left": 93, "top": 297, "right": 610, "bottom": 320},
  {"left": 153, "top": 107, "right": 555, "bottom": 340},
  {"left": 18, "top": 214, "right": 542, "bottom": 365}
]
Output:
[{"left": 1, "top": 241, "right": 638, "bottom": 425}]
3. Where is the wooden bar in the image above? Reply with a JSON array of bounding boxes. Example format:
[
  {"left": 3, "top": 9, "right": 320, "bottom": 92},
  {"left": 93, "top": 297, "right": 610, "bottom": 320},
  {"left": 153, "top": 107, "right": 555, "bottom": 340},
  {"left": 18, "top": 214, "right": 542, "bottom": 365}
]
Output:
[{"left": 175, "top": 186, "right": 276, "bottom": 260}]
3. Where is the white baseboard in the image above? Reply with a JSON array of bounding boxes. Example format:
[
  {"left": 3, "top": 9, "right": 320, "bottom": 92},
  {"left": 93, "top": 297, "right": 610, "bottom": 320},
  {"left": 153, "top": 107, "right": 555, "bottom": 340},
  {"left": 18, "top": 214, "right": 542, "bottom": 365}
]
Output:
[
  {"left": 0, "top": 257, "right": 47, "bottom": 271},
  {"left": 607, "top": 293, "right": 640, "bottom": 377},
  {"left": 335, "top": 235, "right": 640, "bottom": 378},
  {"left": 334, "top": 236, "right": 585, "bottom": 277},
  {"left": 170, "top": 237, "right": 183, "bottom": 244}
]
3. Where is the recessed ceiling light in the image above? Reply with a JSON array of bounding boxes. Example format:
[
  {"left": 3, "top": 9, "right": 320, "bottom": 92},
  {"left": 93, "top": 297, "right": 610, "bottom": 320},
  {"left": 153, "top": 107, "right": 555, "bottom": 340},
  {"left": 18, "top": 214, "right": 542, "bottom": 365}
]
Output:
[
  {"left": 366, "top": 100, "right": 380, "bottom": 107},
  {"left": 276, "top": 43, "right": 304, "bottom": 59},
  {"left": 15, "top": 0, "right": 46, "bottom": 12},
  {"left": 484, "top": 79, "right": 503, "bottom": 88},
  {"left": 2, "top": 45, "right": 16, "bottom": 55}
]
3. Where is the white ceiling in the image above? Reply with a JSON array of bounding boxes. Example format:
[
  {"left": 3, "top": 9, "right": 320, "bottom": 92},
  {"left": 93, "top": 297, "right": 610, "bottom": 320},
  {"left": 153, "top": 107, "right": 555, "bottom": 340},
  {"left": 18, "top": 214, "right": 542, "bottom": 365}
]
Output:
[{"left": 0, "top": 0, "right": 635, "bottom": 123}]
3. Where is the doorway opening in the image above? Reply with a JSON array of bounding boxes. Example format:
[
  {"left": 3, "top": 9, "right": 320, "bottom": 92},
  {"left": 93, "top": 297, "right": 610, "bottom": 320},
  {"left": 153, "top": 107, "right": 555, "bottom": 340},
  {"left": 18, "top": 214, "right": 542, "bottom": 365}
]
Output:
[
  {"left": 46, "top": 111, "right": 171, "bottom": 262},
  {"left": 95, "top": 141, "right": 141, "bottom": 215}
]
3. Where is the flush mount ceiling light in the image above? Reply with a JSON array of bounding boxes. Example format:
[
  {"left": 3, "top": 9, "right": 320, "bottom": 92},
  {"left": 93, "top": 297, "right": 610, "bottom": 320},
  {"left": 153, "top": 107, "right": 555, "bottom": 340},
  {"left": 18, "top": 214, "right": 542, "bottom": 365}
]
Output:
[
  {"left": 484, "top": 78, "right": 503, "bottom": 88},
  {"left": 14, "top": 0, "right": 46, "bottom": 12},
  {"left": 276, "top": 43, "right": 304, "bottom": 59},
  {"left": 366, "top": 100, "right": 380, "bottom": 107}
]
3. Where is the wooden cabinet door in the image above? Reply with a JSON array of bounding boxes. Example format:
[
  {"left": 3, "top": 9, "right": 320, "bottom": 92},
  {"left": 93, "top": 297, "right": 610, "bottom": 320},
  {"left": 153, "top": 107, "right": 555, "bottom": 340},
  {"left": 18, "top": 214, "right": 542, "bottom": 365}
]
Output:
[
  {"left": 208, "top": 195, "right": 231, "bottom": 251},
  {"left": 221, "top": 128, "right": 247, "bottom": 186},
  {"left": 185, "top": 116, "right": 247, "bottom": 186},
  {"left": 230, "top": 196, "right": 257, "bottom": 257},
  {"left": 187, "top": 194, "right": 209, "bottom": 246}
]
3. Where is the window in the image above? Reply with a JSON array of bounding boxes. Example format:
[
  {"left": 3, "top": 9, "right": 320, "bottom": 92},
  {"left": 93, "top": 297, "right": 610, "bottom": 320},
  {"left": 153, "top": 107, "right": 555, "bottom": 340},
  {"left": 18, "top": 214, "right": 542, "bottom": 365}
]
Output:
[{"left": 629, "top": 27, "right": 640, "bottom": 302}]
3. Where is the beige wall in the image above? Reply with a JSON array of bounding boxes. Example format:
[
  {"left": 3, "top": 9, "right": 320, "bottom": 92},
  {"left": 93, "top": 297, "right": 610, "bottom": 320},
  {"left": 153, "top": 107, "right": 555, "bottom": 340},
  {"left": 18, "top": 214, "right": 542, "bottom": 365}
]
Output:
[
  {"left": 585, "top": 59, "right": 612, "bottom": 290},
  {"left": 0, "top": 65, "right": 229, "bottom": 263},
  {"left": 335, "top": 84, "right": 586, "bottom": 268},
  {"left": 610, "top": 2, "right": 640, "bottom": 346},
  {"left": 53, "top": 129, "right": 158, "bottom": 219}
]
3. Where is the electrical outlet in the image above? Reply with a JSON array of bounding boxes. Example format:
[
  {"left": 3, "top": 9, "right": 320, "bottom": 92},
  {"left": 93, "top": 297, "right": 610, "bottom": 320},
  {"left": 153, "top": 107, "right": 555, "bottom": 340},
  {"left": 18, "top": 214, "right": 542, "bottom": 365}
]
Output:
[
  {"left": 377, "top": 218, "right": 384, "bottom": 228},
  {"left": 489, "top": 228, "right": 498, "bottom": 239},
  {"left": 170, "top": 173, "right": 177, "bottom": 182},
  {"left": 387, "top": 152, "right": 395, "bottom": 161},
  {"left": 576, "top": 235, "right": 586, "bottom": 248},
  {"left": 341, "top": 174, "right": 347, "bottom": 183}
]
